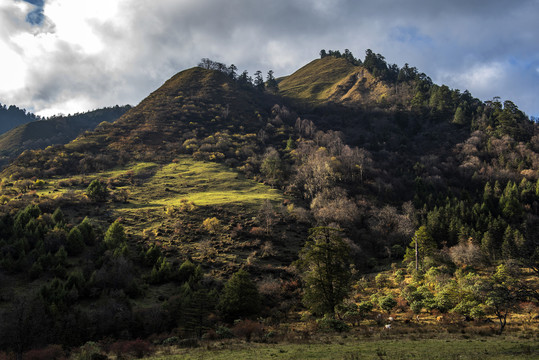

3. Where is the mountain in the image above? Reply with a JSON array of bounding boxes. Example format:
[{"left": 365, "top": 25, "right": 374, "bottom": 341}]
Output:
[
  {"left": 0, "top": 51, "right": 537, "bottom": 352},
  {"left": 0, "top": 105, "right": 130, "bottom": 168},
  {"left": 0, "top": 103, "right": 38, "bottom": 135}
]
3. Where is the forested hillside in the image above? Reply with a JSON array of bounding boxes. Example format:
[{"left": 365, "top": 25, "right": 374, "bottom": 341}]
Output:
[
  {"left": 0, "top": 104, "right": 38, "bottom": 135},
  {"left": 0, "top": 106, "right": 131, "bottom": 168},
  {"left": 0, "top": 50, "right": 536, "bottom": 358}
]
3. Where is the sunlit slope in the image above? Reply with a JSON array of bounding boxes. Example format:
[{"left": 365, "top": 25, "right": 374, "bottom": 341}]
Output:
[
  {"left": 278, "top": 57, "right": 358, "bottom": 103},
  {"left": 279, "top": 56, "right": 406, "bottom": 107}
]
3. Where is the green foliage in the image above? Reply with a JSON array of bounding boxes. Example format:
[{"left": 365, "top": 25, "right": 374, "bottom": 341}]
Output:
[
  {"left": 149, "top": 257, "right": 173, "bottom": 284},
  {"left": 51, "top": 207, "right": 65, "bottom": 225},
  {"left": 378, "top": 294, "right": 397, "bottom": 313},
  {"left": 298, "top": 227, "right": 351, "bottom": 316},
  {"left": 66, "top": 227, "right": 85, "bottom": 256},
  {"left": 316, "top": 315, "right": 350, "bottom": 332},
  {"left": 218, "top": 269, "right": 261, "bottom": 322},
  {"left": 86, "top": 179, "right": 108, "bottom": 202},
  {"left": 405, "top": 226, "right": 435, "bottom": 270},
  {"left": 77, "top": 217, "right": 96, "bottom": 246},
  {"left": 104, "top": 220, "right": 127, "bottom": 251}
]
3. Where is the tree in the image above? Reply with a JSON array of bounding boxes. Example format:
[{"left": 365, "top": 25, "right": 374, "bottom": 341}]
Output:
[
  {"left": 66, "top": 227, "right": 85, "bottom": 256},
  {"left": 265, "top": 70, "right": 278, "bottom": 92},
  {"left": 104, "top": 220, "right": 127, "bottom": 250},
  {"left": 51, "top": 207, "right": 64, "bottom": 225},
  {"left": 405, "top": 226, "right": 435, "bottom": 271},
  {"left": 298, "top": 227, "right": 352, "bottom": 317},
  {"left": 253, "top": 70, "right": 264, "bottom": 91},
  {"left": 260, "top": 147, "right": 283, "bottom": 186},
  {"left": 86, "top": 179, "right": 108, "bottom": 202},
  {"left": 218, "top": 269, "right": 261, "bottom": 322},
  {"left": 481, "top": 264, "right": 522, "bottom": 334}
]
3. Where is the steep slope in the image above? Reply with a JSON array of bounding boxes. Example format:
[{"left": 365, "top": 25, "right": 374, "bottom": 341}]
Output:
[
  {"left": 0, "top": 106, "right": 130, "bottom": 168},
  {"left": 278, "top": 57, "right": 358, "bottom": 103},
  {"left": 279, "top": 56, "right": 413, "bottom": 108},
  {"left": 2, "top": 67, "right": 279, "bottom": 179}
]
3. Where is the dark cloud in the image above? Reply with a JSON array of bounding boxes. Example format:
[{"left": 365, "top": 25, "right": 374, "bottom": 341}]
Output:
[{"left": 1, "top": 0, "right": 538, "bottom": 116}]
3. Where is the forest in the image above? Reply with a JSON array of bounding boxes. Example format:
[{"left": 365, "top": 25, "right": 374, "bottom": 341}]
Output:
[{"left": 0, "top": 49, "right": 537, "bottom": 360}]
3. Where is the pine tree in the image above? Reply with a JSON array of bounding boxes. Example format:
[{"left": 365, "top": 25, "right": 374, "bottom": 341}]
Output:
[{"left": 298, "top": 227, "right": 351, "bottom": 317}]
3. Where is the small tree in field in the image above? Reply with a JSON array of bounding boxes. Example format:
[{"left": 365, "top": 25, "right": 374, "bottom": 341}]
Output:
[
  {"left": 481, "top": 264, "right": 522, "bottom": 334},
  {"left": 297, "top": 227, "right": 351, "bottom": 317},
  {"left": 86, "top": 179, "right": 108, "bottom": 202}
]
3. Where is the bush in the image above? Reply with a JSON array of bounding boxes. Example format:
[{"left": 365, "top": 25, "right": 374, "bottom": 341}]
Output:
[
  {"left": 161, "top": 337, "right": 179, "bottom": 346},
  {"left": 375, "top": 272, "right": 390, "bottom": 288},
  {"left": 86, "top": 180, "right": 108, "bottom": 202},
  {"left": 24, "top": 345, "right": 64, "bottom": 360},
  {"left": 108, "top": 339, "right": 152, "bottom": 359},
  {"left": 66, "top": 227, "right": 85, "bottom": 256},
  {"left": 73, "top": 342, "right": 103, "bottom": 360},
  {"left": 176, "top": 339, "right": 199, "bottom": 348},
  {"left": 202, "top": 217, "right": 221, "bottom": 233},
  {"left": 379, "top": 295, "right": 397, "bottom": 313},
  {"left": 216, "top": 326, "right": 234, "bottom": 339},
  {"left": 316, "top": 316, "right": 350, "bottom": 332},
  {"left": 232, "top": 319, "right": 264, "bottom": 342}
]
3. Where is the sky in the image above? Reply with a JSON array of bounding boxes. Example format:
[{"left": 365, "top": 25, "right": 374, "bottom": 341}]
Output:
[{"left": 0, "top": 0, "right": 538, "bottom": 118}]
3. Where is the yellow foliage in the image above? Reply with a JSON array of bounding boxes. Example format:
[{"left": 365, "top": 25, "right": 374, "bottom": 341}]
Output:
[{"left": 202, "top": 217, "right": 221, "bottom": 233}]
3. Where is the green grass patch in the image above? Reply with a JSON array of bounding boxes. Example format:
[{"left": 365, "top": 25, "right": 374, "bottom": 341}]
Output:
[
  {"left": 122, "top": 158, "right": 282, "bottom": 208},
  {"left": 146, "top": 338, "right": 538, "bottom": 360}
]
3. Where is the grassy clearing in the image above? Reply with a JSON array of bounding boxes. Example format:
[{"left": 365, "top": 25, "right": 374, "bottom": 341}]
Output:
[
  {"left": 34, "top": 157, "right": 282, "bottom": 209},
  {"left": 146, "top": 337, "right": 539, "bottom": 360},
  {"left": 128, "top": 159, "right": 282, "bottom": 208}
]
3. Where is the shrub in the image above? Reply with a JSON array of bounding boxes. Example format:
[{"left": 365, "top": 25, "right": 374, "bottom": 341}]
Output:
[
  {"left": 316, "top": 316, "right": 350, "bottom": 332},
  {"left": 375, "top": 272, "right": 390, "bottom": 288},
  {"left": 202, "top": 217, "right": 221, "bottom": 233},
  {"left": 66, "top": 227, "right": 85, "bottom": 256},
  {"left": 73, "top": 342, "right": 102, "bottom": 360},
  {"left": 108, "top": 339, "right": 152, "bottom": 359},
  {"left": 232, "top": 319, "right": 265, "bottom": 342},
  {"left": 394, "top": 269, "right": 405, "bottom": 284},
  {"left": 161, "top": 337, "right": 179, "bottom": 346},
  {"left": 86, "top": 180, "right": 108, "bottom": 202},
  {"left": 379, "top": 295, "right": 397, "bottom": 313},
  {"left": 216, "top": 326, "right": 234, "bottom": 339},
  {"left": 176, "top": 339, "right": 199, "bottom": 348},
  {"left": 28, "top": 261, "right": 44, "bottom": 279},
  {"left": 24, "top": 344, "right": 64, "bottom": 360},
  {"left": 104, "top": 220, "right": 126, "bottom": 250}
]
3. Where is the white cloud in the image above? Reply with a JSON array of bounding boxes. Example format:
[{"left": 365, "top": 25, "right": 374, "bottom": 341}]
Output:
[{"left": 0, "top": 0, "right": 538, "bottom": 116}]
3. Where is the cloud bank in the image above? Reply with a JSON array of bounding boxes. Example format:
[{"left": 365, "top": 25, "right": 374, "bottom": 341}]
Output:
[{"left": 0, "top": 0, "right": 538, "bottom": 117}]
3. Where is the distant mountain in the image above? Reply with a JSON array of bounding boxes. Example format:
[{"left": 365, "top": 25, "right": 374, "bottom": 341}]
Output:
[
  {"left": 0, "top": 103, "right": 38, "bottom": 135},
  {"left": 0, "top": 105, "right": 131, "bottom": 168}
]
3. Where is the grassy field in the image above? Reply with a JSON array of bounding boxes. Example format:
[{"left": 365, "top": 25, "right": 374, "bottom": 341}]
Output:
[
  {"left": 124, "top": 159, "right": 282, "bottom": 208},
  {"left": 146, "top": 337, "right": 538, "bottom": 360}
]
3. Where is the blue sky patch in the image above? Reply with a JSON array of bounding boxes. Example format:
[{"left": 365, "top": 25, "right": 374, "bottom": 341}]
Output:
[
  {"left": 390, "top": 26, "right": 432, "bottom": 46},
  {"left": 22, "top": 0, "right": 45, "bottom": 25}
]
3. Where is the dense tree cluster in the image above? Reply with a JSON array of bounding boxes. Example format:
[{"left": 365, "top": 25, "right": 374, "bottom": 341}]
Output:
[{"left": 198, "top": 58, "right": 278, "bottom": 92}]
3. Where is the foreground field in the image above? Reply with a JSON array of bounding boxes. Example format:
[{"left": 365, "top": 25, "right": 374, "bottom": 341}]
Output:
[{"left": 146, "top": 337, "right": 538, "bottom": 360}]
